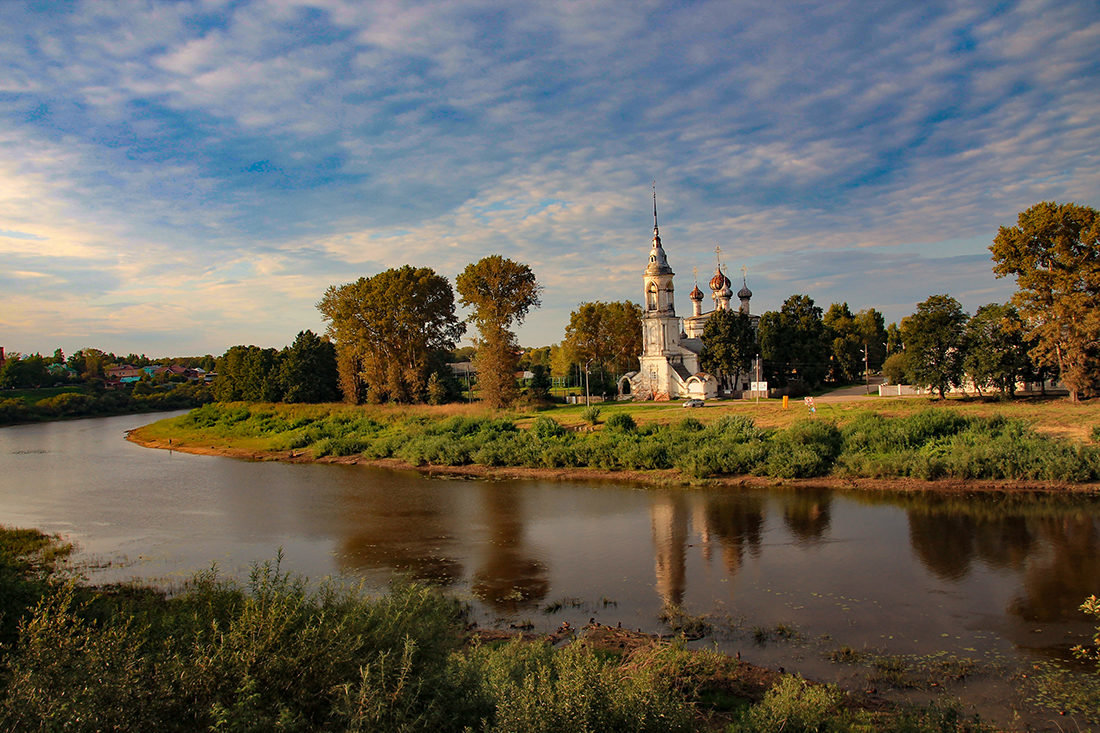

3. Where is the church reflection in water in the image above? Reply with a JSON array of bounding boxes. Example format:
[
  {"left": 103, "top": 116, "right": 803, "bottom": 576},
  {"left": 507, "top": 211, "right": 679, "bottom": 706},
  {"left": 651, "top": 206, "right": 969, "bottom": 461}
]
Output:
[
  {"left": 648, "top": 488, "right": 1100, "bottom": 629},
  {"left": 650, "top": 492, "right": 769, "bottom": 607}
]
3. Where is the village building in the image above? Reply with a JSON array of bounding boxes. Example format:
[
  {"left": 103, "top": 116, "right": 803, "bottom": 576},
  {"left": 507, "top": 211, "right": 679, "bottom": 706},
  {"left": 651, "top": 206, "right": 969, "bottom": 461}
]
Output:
[{"left": 619, "top": 195, "right": 758, "bottom": 401}]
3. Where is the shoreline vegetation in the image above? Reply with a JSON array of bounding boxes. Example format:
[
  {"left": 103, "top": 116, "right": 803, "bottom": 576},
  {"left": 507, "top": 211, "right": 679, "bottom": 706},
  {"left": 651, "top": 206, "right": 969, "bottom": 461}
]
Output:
[
  {"left": 0, "top": 383, "right": 211, "bottom": 426},
  {"left": 128, "top": 396, "right": 1100, "bottom": 493},
  {"left": 0, "top": 526, "right": 1016, "bottom": 731}
]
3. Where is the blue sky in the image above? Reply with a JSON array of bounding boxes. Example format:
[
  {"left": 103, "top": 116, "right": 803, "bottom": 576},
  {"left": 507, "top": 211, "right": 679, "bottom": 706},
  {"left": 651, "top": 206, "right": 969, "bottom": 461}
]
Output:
[{"left": 2, "top": 0, "right": 1098, "bottom": 357}]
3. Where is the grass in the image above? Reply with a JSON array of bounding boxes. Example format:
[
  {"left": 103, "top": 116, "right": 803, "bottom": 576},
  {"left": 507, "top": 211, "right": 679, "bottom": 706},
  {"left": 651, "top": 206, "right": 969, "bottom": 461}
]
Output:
[{"left": 133, "top": 397, "right": 1100, "bottom": 486}]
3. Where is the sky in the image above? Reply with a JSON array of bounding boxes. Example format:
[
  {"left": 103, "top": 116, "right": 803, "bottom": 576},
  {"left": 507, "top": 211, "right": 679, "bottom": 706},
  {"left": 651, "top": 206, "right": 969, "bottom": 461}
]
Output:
[{"left": 1, "top": 0, "right": 1098, "bottom": 358}]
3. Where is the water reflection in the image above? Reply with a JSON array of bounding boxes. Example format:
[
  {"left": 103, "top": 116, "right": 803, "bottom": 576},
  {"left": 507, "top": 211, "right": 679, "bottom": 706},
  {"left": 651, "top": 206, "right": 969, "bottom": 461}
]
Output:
[
  {"left": 780, "top": 490, "right": 832, "bottom": 542},
  {"left": 332, "top": 475, "right": 464, "bottom": 585},
  {"left": 4, "top": 413, "right": 1100, "bottom": 672},
  {"left": 704, "top": 493, "right": 765, "bottom": 581},
  {"left": 471, "top": 483, "right": 549, "bottom": 611},
  {"left": 1012, "top": 516, "right": 1100, "bottom": 624},
  {"left": 651, "top": 494, "right": 689, "bottom": 605}
]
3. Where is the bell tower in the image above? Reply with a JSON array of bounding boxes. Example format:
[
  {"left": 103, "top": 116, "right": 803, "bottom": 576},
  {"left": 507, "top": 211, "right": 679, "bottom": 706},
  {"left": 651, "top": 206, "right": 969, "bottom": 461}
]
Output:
[{"left": 641, "top": 187, "right": 681, "bottom": 359}]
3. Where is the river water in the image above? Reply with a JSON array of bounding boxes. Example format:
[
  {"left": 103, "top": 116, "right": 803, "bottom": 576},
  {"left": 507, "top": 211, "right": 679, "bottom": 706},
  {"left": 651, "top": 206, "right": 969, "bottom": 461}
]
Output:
[{"left": 3, "top": 412, "right": 1099, "bottom": 723}]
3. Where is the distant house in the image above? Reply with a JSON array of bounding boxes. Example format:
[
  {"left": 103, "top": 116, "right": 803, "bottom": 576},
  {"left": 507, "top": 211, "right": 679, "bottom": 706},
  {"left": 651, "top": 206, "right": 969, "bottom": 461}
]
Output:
[{"left": 107, "top": 365, "right": 143, "bottom": 380}]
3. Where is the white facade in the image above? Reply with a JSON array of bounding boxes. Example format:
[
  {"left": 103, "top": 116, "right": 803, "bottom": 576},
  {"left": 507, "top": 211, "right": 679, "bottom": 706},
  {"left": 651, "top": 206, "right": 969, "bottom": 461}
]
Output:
[{"left": 621, "top": 201, "right": 743, "bottom": 401}]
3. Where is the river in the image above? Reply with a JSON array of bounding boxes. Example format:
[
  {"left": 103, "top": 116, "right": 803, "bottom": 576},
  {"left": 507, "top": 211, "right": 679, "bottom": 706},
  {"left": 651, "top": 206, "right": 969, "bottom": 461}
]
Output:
[{"left": 3, "top": 411, "right": 1099, "bottom": 724}]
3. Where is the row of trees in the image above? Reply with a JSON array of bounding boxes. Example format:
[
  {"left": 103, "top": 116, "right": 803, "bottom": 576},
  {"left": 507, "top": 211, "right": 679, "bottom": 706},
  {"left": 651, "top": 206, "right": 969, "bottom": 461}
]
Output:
[
  {"left": 213, "top": 331, "right": 340, "bottom": 404},
  {"left": 887, "top": 201, "right": 1099, "bottom": 401},
  {"left": 317, "top": 256, "right": 540, "bottom": 408}
]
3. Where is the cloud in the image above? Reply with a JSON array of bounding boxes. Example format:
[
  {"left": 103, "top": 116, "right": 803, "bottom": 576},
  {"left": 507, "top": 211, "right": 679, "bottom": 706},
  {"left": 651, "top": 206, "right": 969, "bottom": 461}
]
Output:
[{"left": 0, "top": 0, "right": 1096, "bottom": 355}]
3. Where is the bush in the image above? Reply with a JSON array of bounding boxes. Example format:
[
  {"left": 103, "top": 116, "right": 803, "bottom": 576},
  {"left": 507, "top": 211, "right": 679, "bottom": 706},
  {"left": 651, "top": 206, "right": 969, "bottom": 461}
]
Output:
[
  {"left": 0, "top": 398, "right": 30, "bottom": 424},
  {"left": 732, "top": 675, "right": 844, "bottom": 733},
  {"left": 605, "top": 413, "right": 636, "bottom": 433},
  {"left": 531, "top": 416, "right": 566, "bottom": 440},
  {"left": 461, "top": 640, "right": 692, "bottom": 733},
  {"left": 581, "top": 406, "right": 602, "bottom": 425}
]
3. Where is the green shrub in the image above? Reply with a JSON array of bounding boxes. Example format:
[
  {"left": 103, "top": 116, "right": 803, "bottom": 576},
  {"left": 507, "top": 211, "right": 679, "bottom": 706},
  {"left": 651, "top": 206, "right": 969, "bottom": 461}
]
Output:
[
  {"left": 1091, "top": 425, "right": 1100, "bottom": 443},
  {"left": 462, "top": 640, "right": 692, "bottom": 733},
  {"left": 581, "top": 406, "right": 602, "bottom": 425},
  {"left": 762, "top": 420, "right": 842, "bottom": 478},
  {"left": 531, "top": 415, "right": 566, "bottom": 440},
  {"left": 0, "top": 398, "right": 30, "bottom": 424},
  {"left": 605, "top": 413, "right": 637, "bottom": 432},
  {"left": 732, "top": 675, "right": 844, "bottom": 733}
]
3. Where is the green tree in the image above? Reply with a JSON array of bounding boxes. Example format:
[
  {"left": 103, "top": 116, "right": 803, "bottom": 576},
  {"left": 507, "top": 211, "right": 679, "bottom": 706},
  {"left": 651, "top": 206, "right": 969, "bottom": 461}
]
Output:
[
  {"left": 699, "top": 308, "right": 755, "bottom": 391},
  {"left": 0, "top": 354, "right": 49, "bottom": 389},
  {"left": 900, "top": 294, "right": 968, "bottom": 399},
  {"left": 562, "top": 301, "right": 642, "bottom": 394},
  {"left": 456, "top": 256, "right": 541, "bottom": 408},
  {"left": 991, "top": 201, "right": 1100, "bottom": 402},
  {"left": 855, "top": 308, "right": 888, "bottom": 372},
  {"left": 886, "top": 322, "right": 903, "bottom": 355},
  {"left": 758, "top": 294, "right": 830, "bottom": 389},
  {"left": 823, "top": 303, "right": 863, "bottom": 384},
  {"left": 962, "top": 303, "right": 1031, "bottom": 396},
  {"left": 526, "top": 364, "right": 552, "bottom": 402},
  {"left": 318, "top": 266, "right": 465, "bottom": 404},
  {"left": 214, "top": 346, "right": 282, "bottom": 402},
  {"left": 278, "top": 330, "right": 340, "bottom": 403}
]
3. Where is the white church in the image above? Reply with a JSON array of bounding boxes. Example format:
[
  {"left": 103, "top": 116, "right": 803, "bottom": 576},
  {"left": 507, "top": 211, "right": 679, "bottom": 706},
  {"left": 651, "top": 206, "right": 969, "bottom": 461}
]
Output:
[{"left": 619, "top": 195, "right": 757, "bottom": 401}]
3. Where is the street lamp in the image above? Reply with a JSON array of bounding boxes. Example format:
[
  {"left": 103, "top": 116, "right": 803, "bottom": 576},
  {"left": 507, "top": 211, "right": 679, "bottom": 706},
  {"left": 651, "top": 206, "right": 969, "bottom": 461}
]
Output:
[{"left": 585, "top": 359, "right": 593, "bottom": 407}]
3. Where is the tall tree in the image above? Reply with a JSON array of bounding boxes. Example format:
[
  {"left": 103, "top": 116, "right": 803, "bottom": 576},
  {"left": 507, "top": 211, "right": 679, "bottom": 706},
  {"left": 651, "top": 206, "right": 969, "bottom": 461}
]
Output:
[
  {"left": 963, "top": 303, "right": 1031, "bottom": 396},
  {"left": 699, "top": 308, "right": 755, "bottom": 391},
  {"left": 900, "top": 294, "right": 968, "bottom": 399},
  {"left": 456, "top": 256, "right": 541, "bottom": 408},
  {"left": 990, "top": 201, "right": 1100, "bottom": 402},
  {"left": 318, "top": 266, "right": 465, "bottom": 404},
  {"left": 823, "top": 302, "right": 863, "bottom": 384},
  {"left": 855, "top": 308, "right": 888, "bottom": 373},
  {"left": 758, "top": 294, "right": 830, "bottom": 388}
]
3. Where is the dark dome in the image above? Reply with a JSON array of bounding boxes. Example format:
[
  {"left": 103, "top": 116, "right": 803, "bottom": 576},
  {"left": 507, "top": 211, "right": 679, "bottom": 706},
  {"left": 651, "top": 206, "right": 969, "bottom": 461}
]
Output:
[{"left": 738, "top": 283, "right": 752, "bottom": 299}]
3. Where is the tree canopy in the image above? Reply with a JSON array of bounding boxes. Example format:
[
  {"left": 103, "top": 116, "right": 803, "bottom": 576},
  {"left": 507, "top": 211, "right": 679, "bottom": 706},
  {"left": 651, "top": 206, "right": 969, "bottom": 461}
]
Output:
[
  {"left": 758, "top": 294, "right": 830, "bottom": 388},
  {"left": 900, "top": 294, "right": 968, "bottom": 399},
  {"left": 562, "top": 301, "right": 642, "bottom": 380},
  {"left": 456, "top": 256, "right": 541, "bottom": 408},
  {"left": 991, "top": 201, "right": 1100, "bottom": 402},
  {"left": 962, "top": 303, "right": 1031, "bottom": 396},
  {"left": 318, "top": 266, "right": 464, "bottom": 404},
  {"left": 699, "top": 308, "right": 755, "bottom": 390}
]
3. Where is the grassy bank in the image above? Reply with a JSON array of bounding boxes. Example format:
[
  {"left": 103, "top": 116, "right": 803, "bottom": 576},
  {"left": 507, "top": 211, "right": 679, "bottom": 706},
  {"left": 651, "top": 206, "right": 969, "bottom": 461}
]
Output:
[
  {"left": 132, "top": 398, "right": 1100, "bottom": 487},
  {"left": 0, "top": 526, "right": 998, "bottom": 731}
]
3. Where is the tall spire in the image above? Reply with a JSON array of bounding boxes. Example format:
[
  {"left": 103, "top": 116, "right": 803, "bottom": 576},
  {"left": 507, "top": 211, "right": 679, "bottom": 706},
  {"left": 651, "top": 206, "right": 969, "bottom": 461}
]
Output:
[{"left": 652, "top": 181, "right": 659, "bottom": 236}]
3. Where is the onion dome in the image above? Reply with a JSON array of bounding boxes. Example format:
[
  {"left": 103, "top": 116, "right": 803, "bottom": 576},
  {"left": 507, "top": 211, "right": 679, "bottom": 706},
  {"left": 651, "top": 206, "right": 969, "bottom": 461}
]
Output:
[
  {"left": 738, "top": 282, "right": 752, "bottom": 300},
  {"left": 689, "top": 284, "right": 704, "bottom": 301},
  {"left": 709, "top": 268, "right": 731, "bottom": 293}
]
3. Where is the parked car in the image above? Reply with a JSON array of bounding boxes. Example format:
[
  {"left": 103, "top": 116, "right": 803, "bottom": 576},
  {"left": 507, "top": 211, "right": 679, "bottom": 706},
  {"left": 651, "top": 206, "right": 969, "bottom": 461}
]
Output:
[{"left": 682, "top": 398, "right": 704, "bottom": 408}]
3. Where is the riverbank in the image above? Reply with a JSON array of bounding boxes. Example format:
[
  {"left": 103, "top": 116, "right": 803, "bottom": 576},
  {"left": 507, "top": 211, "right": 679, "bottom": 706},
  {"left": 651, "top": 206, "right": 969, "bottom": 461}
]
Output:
[{"left": 127, "top": 399, "right": 1100, "bottom": 493}]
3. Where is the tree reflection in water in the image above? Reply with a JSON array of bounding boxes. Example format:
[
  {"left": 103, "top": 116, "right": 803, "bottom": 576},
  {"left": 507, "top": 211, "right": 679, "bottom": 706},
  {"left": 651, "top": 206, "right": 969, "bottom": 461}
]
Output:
[
  {"left": 471, "top": 483, "right": 549, "bottom": 612},
  {"left": 332, "top": 484, "right": 465, "bottom": 585}
]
